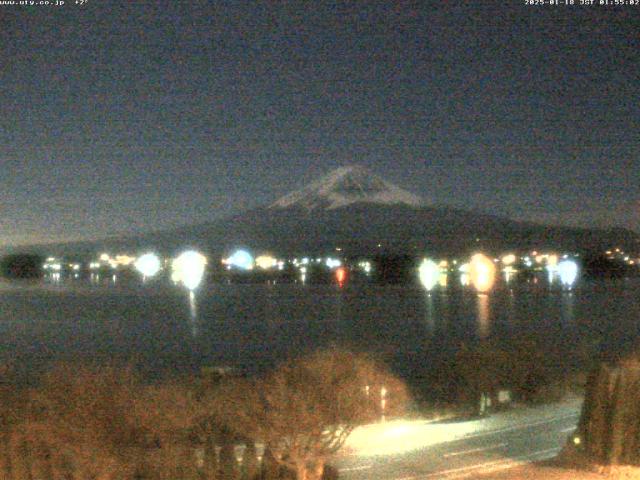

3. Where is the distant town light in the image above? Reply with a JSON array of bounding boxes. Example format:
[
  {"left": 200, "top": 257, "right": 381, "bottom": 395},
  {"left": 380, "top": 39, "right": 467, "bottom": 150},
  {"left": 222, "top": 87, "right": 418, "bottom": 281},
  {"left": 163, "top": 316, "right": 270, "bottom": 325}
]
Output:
[
  {"left": 558, "top": 260, "right": 578, "bottom": 288},
  {"left": 418, "top": 259, "right": 440, "bottom": 292},
  {"left": 255, "top": 255, "right": 278, "bottom": 270},
  {"left": 469, "top": 253, "right": 496, "bottom": 293},
  {"left": 114, "top": 255, "right": 135, "bottom": 266},
  {"left": 134, "top": 253, "right": 161, "bottom": 278},
  {"left": 172, "top": 250, "right": 208, "bottom": 291},
  {"left": 224, "top": 249, "right": 254, "bottom": 270},
  {"left": 503, "top": 265, "right": 516, "bottom": 283},
  {"left": 326, "top": 257, "right": 342, "bottom": 269},
  {"left": 358, "top": 260, "right": 372, "bottom": 274},
  {"left": 501, "top": 254, "right": 516, "bottom": 266}
]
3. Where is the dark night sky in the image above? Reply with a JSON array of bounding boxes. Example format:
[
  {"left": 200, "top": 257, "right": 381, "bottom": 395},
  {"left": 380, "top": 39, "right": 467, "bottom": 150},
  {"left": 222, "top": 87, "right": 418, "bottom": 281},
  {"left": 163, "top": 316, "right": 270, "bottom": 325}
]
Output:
[{"left": 1, "top": 1, "right": 639, "bottom": 246}]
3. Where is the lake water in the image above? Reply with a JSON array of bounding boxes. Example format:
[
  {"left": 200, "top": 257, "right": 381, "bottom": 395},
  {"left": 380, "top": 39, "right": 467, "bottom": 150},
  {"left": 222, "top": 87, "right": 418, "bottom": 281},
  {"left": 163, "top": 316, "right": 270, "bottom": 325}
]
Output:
[{"left": 1, "top": 275, "right": 640, "bottom": 392}]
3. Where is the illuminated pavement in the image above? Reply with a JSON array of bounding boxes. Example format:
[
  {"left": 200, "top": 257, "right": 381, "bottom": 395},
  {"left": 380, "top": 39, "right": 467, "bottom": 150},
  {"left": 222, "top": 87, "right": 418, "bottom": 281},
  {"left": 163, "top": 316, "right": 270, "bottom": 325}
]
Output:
[{"left": 335, "top": 397, "right": 582, "bottom": 479}]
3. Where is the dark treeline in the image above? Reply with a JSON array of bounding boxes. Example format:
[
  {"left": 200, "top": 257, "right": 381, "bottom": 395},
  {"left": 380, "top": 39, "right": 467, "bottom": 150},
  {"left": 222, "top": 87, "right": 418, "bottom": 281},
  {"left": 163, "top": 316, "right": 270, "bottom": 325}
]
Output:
[
  {"left": 582, "top": 254, "right": 639, "bottom": 279},
  {"left": 0, "top": 254, "right": 44, "bottom": 279}
]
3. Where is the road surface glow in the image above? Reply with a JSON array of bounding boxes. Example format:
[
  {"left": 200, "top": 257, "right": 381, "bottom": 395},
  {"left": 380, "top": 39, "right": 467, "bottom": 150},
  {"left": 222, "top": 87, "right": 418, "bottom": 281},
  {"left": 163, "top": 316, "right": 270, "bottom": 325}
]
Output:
[
  {"left": 420, "top": 447, "right": 561, "bottom": 480},
  {"left": 338, "top": 400, "right": 582, "bottom": 479},
  {"left": 343, "top": 419, "right": 482, "bottom": 457},
  {"left": 443, "top": 443, "right": 507, "bottom": 458}
]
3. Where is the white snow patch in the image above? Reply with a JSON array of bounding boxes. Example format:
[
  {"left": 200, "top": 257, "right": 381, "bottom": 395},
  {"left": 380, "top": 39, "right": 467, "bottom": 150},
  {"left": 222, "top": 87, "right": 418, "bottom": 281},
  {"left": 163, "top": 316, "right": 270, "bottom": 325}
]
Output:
[{"left": 270, "top": 166, "right": 424, "bottom": 211}]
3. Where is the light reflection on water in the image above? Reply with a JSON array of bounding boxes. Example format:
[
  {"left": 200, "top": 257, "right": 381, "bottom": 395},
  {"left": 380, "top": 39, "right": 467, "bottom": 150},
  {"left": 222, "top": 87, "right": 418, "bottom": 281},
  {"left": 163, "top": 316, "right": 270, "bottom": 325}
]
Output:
[
  {"left": 1, "top": 276, "right": 639, "bottom": 383},
  {"left": 188, "top": 290, "right": 198, "bottom": 337},
  {"left": 423, "top": 294, "right": 435, "bottom": 334},
  {"left": 561, "top": 291, "right": 575, "bottom": 326},
  {"left": 476, "top": 294, "right": 490, "bottom": 339}
]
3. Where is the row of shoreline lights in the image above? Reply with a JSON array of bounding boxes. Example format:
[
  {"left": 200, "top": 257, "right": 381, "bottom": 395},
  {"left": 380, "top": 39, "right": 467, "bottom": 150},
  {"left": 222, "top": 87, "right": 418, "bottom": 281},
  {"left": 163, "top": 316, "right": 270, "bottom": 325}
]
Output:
[
  {"left": 419, "top": 253, "right": 579, "bottom": 293},
  {"left": 102, "top": 249, "right": 345, "bottom": 289},
  {"left": 114, "top": 249, "right": 580, "bottom": 293},
  {"left": 222, "top": 249, "right": 345, "bottom": 272},
  {"left": 131, "top": 251, "right": 207, "bottom": 292}
]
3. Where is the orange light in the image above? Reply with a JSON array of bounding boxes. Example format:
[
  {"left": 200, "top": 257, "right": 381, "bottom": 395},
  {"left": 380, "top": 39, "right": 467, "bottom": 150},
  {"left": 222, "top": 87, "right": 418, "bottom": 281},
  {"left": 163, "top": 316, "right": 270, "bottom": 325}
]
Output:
[
  {"left": 469, "top": 253, "right": 496, "bottom": 293},
  {"left": 336, "top": 267, "right": 347, "bottom": 286},
  {"left": 501, "top": 254, "right": 516, "bottom": 266}
]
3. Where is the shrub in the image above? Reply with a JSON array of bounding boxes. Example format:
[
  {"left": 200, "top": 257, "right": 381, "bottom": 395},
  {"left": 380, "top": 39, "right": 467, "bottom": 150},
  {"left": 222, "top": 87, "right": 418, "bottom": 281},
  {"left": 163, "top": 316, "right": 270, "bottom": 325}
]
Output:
[{"left": 211, "top": 348, "right": 409, "bottom": 480}]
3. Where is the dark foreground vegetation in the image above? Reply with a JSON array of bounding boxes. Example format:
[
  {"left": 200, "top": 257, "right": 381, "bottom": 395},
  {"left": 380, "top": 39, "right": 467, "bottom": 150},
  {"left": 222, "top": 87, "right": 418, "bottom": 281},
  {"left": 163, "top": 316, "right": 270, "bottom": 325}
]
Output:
[
  {"left": 0, "top": 338, "right": 589, "bottom": 480},
  {"left": 0, "top": 254, "right": 44, "bottom": 279},
  {"left": 0, "top": 349, "right": 409, "bottom": 480},
  {"left": 575, "top": 348, "right": 640, "bottom": 467}
]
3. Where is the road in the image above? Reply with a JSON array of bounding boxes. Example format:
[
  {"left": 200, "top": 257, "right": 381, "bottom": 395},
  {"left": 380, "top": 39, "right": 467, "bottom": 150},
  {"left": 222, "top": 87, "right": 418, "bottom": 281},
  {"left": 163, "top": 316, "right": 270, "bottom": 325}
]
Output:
[{"left": 335, "top": 397, "right": 582, "bottom": 479}]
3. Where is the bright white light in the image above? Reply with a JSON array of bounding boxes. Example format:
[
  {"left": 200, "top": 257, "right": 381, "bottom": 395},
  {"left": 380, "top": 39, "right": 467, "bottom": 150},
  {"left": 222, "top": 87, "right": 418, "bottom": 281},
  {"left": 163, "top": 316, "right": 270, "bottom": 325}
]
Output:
[
  {"left": 418, "top": 259, "right": 440, "bottom": 292},
  {"left": 358, "top": 261, "right": 372, "bottom": 274},
  {"left": 172, "top": 250, "right": 208, "bottom": 291},
  {"left": 558, "top": 260, "right": 578, "bottom": 288},
  {"left": 134, "top": 253, "right": 161, "bottom": 278},
  {"left": 325, "top": 257, "right": 342, "bottom": 269},
  {"left": 225, "top": 249, "right": 254, "bottom": 270},
  {"left": 503, "top": 265, "right": 516, "bottom": 283},
  {"left": 469, "top": 253, "right": 496, "bottom": 293},
  {"left": 345, "top": 418, "right": 482, "bottom": 457}
]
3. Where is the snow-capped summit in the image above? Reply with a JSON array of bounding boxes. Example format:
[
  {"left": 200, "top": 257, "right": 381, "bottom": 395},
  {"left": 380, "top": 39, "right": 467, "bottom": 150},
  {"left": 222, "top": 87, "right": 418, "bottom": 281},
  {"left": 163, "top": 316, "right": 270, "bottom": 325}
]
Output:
[{"left": 270, "top": 165, "right": 425, "bottom": 211}]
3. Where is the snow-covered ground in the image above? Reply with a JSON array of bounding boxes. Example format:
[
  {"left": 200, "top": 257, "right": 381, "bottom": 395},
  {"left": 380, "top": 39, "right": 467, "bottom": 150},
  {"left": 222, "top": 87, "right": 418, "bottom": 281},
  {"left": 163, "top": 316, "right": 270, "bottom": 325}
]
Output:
[
  {"left": 336, "top": 397, "right": 584, "bottom": 479},
  {"left": 343, "top": 398, "right": 582, "bottom": 458}
]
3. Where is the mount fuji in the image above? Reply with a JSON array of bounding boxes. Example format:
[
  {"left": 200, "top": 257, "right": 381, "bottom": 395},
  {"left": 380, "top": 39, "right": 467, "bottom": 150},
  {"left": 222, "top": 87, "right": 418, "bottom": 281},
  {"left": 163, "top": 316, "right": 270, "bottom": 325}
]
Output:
[
  {"left": 270, "top": 165, "right": 424, "bottom": 211},
  {"left": 23, "top": 166, "right": 639, "bottom": 258}
]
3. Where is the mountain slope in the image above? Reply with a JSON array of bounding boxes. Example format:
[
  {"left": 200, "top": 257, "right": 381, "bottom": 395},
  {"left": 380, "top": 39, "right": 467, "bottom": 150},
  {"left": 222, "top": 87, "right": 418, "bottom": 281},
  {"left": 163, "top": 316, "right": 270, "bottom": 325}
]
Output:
[
  {"left": 15, "top": 166, "right": 639, "bottom": 258},
  {"left": 270, "top": 165, "right": 424, "bottom": 210}
]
